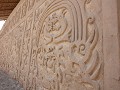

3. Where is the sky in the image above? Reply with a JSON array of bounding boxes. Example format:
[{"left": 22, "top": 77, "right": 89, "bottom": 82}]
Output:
[{"left": 0, "top": 21, "right": 5, "bottom": 30}]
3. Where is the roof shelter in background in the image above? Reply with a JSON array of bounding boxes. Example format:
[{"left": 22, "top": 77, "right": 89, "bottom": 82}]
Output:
[{"left": 0, "top": 0, "right": 20, "bottom": 20}]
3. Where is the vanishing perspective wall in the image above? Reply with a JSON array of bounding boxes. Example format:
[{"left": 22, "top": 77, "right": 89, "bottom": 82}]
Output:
[{"left": 0, "top": 0, "right": 119, "bottom": 90}]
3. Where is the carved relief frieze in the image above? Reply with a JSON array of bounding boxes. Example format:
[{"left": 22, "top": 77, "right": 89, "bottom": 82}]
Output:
[
  {"left": 28, "top": 0, "right": 35, "bottom": 11},
  {"left": 19, "top": 14, "right": 33, "bottom": 88},
  {"left": 31, "top": 0, "right": 102, "bottom": 90},
  {"left": 0, "top": 0, "right": 103, "bottom": 90},
  {"left": 21, "top": 0, "right": 28, "bottom": 18}
]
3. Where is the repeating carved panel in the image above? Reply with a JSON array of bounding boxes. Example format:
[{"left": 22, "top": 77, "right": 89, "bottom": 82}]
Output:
[{"left": 0, "top": 0, "right": 103, "bottom": 90}]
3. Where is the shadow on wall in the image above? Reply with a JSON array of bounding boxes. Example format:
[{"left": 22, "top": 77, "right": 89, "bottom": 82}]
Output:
[{"left": 0, "top": 70, "right": 24, "bottom": 90}]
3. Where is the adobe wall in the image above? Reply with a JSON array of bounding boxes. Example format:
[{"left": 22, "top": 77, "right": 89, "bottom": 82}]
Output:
[{"left": 0, "top": 0, "right": 119, "bottom": 90}]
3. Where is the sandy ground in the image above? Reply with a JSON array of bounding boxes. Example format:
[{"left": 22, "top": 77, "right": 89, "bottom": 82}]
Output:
[{"left": 0, "top": 70, "right": 24, "bottom": 90}]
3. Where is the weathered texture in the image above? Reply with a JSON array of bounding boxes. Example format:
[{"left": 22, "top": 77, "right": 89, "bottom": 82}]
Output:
[{"left": 0, "top": 0, "right": 119, "bottom": 90}]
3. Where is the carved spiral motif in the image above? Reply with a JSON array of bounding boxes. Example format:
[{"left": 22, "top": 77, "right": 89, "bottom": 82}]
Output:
[{"left": 79, "top": 44, "right": 86, "bottom": 56}]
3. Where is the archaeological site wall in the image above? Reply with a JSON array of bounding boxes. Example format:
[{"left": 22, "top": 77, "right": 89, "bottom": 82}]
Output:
[{"left": 0, "top": 0, "right": 119, "bottom": 90}]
